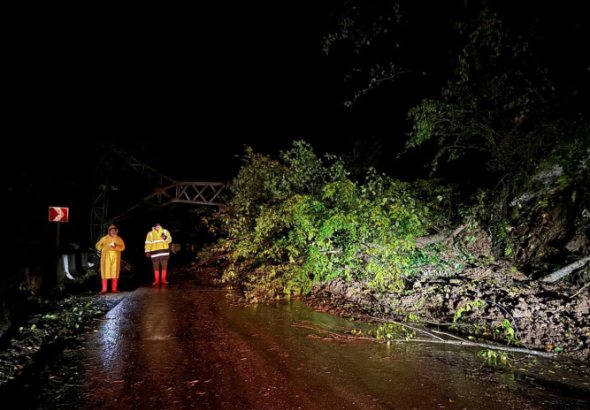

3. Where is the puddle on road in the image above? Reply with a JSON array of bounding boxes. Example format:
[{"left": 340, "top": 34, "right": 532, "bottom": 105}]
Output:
[{"left": 221, "top": 297, "right": 590, "bottom": 409}]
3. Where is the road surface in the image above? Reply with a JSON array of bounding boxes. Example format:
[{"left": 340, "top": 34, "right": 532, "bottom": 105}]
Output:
[{"left": 5, "top": 266, "right": 590, "bottom": 409}]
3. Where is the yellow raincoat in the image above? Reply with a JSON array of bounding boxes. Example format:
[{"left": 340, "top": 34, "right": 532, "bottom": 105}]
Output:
[{"left": 95, "top": 224, "right": 126, "bottom": 279}]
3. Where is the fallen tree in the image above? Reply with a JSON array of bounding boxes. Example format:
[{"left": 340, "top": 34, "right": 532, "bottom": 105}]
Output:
[{"left": 540, "top": 256, "right": 590, "bottom": 282}]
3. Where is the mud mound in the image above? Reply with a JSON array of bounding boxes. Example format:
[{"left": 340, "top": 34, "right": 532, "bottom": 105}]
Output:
[{"left": 310, "top": 266, "right": 589, "bottom": 361}]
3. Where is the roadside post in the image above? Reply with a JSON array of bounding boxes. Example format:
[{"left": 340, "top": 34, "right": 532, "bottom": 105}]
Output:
[{"left": 48, "top": 206, "right": 69, "bottom": 250}]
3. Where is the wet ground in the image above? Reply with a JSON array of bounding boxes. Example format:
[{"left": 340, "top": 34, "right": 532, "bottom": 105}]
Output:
[{"left": 2, "top": 266, "right": 589, "bottom": 410}]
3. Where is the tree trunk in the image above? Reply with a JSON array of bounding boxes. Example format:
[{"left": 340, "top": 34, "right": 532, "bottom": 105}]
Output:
[
  {"left": 539, "top": 256, "right": 590, "bottom": 282},
  {"left": 414, "top": 223, "right": 468, "bottom": 248}
]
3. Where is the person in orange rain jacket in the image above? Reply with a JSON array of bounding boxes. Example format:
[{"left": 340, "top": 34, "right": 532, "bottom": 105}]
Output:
[
  {"left": 95, "top": 224, "right": 126, "bottom": 294},
  {"left": 144, "top": 222, "right": 172, "bottom": 285}
]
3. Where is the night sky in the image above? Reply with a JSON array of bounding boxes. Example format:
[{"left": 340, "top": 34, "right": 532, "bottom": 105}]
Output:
[
  {"left": 15, "top": 4, "right": 354, "bottom": 179},
  {"left": 10, "top": 2, "right": 588, "bottom": 252},
  {"left": 13, "top": 2, "right": 434, "bottom": 184},
  {"left": 11, "top": 3, "right": 378, "bottom": 251}
]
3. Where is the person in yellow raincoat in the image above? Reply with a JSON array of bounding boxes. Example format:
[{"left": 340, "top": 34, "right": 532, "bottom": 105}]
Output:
[{"left": 95, "top": 224, "right": 126, "bottom": 294}]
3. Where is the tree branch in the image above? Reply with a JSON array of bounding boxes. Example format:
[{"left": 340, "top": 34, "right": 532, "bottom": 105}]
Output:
[
  {"left": 414, "top": 221, "right": 469, "bottom": 248},
  {"left": 362, "top": 315, "right": 444, "bottom": 341},
  {"left": 540, "top": 256, "right": 590, "bottom": 282},
  {"left": 385, "top": 339, "right": 555, "bottom": 358},
  {"left": 414, "top": 228, "right": 453, "bottom": 247}
]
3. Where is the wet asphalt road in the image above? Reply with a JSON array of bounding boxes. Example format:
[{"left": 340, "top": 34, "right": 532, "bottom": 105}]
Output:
[{"left": 4, "top": 266, "right": 590, "bottom": 409}]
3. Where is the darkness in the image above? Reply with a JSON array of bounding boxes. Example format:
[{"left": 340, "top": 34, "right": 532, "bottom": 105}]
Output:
[
  {"left": 14, "top": 4, "right": 354, "bottom": 162},
  {"left": 10, "top": 3, "right": 370, "bottom": 258},
  {"left": 9, "top": 1, "right": 589, "bottom": 258},
  {"left": 12, "top": 2, "right": 436, "bottom": 182}
]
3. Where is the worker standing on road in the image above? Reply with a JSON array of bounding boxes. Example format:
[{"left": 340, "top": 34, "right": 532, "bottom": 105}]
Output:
[
  {"left": 145, "top": 222, "right": 172, "bottom": 285},
  {"left": 95, "top": 224, "right": 126, "bottom": 294}
]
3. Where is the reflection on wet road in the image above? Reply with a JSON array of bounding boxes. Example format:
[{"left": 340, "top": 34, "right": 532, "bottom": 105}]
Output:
[{"left": 15, "top": 268, "right": 590, "bottom": 409}]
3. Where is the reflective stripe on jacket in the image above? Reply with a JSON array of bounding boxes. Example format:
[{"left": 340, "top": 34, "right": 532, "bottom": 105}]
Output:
[{"left": 145, "top": 228, "right": 172, "bottom": 254}]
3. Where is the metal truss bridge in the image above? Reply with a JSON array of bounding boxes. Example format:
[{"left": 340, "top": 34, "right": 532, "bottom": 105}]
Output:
[{"left": 90, "top": 144, "right": 226, "bottom": 243}]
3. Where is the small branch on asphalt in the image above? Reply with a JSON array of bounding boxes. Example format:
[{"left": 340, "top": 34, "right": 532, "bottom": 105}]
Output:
[
  {"left": 385, "top": 339, "right": 555, "bottom": 358},
  {"left": 362, "top": 315, "right": 444, "bottom": 341},
  {"left": 292, "top": 323, "right": 319, "bottom": 331},
  {"left": 292, "top": 323, "right": 374, "bottom": 341},
  {"left": 293, "top": 324, "right": 352, "bottom": 339},
  {"left": 297, "top": 322, "right": 554, "bottom": 358},
  {"left": 430, "top": 329, "right": 471, "bottom": 342},
  {"left": 306, "top": 333, "right": 374, "bottom": 341}
]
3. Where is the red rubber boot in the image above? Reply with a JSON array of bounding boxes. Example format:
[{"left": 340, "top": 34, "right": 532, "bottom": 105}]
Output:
[
  {"left": 100, "top": 279, "right": 108, "bottom": 294},
  {"left": 161, "top": 270, "right": 168, "bottom": 285},
  {"left": 112, "top": 278, "right": 119, "bottom": 293},
  {"left": 152, "top": 270, "right": 160, "bottom": 286}
]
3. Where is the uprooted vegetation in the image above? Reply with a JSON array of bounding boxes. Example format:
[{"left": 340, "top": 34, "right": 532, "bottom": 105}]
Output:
[{"left": 196, "top": 138, "right": 589, "bottom": 361}]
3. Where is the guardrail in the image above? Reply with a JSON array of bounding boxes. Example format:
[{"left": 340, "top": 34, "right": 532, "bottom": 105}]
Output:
[{"left": 56, "top": 251, "right": 96, "bottom": 283}]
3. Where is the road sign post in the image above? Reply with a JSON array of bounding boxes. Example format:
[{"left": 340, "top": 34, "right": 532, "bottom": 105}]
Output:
[{"left": 49, "top": 207, "right": 69, "bottom": 250}]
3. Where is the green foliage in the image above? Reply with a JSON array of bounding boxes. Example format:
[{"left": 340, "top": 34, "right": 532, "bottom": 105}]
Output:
[
  {"left": 495, "top": 319, "right": 519, "bottom": 345},
  {"left": 536, "top": 126, "right": 590, "bottom": 189},
  {"left": 325, "top": 1, "right": 588, "bottom": 246},
  {"left": 339, "top": 137, "right": 384, "bottom": 180},
  {"left": 322, "top": 1, "right": 472, "bottom": 110},
  {"left": 402, "top": 4, "right": 589, "bottom": 238},
  {"left": 199, "top": 140, "right": 457, "bottom": 301},
  {"left": 491, "top": 219, "right": 509, "bottom": 246},
  {"left": 406, "top": 243, "right": 458, "bottom": 278},
  {"left": 478, "top": 349, "right": 513, "bottom": 366},
  {"left": 453, "top": 300, "right": 484, "bottom": 323},
  {"left": 375, "top": 323, "right": 415, "bottom": 341},
  {"left": 408, "top": 4, "right": 585, "bottom": 175},
  {"left": 322, "top": 1, "right": 407, "bottom": 107}
]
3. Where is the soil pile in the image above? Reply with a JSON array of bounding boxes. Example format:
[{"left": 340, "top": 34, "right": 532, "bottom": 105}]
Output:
[{"left": 308, "top": 265, "right": 589, "bottom": 361}]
